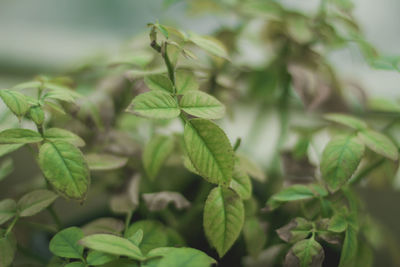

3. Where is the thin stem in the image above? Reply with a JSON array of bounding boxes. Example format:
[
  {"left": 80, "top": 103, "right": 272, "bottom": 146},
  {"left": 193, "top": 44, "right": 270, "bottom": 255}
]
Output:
[
  {"left": 47, "top": 205, "right": 62, "bottom": 230},
  {"left": 162, "top": 42, "right": 175, "bottom": 87},
  {"left": 5, "top": 215, "right": 19, "bottom": 237},
  {"left": 349, "top": 158, "right": 385, "bottom": 185},
  {"left": 233, "top": 138, "right": 241, "bottom": 152},
  {"left": 124, "top": 210, "right": 133, "bottom": 237}
]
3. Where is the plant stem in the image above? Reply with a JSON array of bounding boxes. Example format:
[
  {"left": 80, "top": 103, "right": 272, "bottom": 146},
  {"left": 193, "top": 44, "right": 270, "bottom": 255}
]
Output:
[
  {"left": 5, "top": 216, "right": 19, "bottom": 237},
  {"left": 124, "top": 210, "right": 133, "bottom": 237},
  {"left": 47, "top": 205, "right": 62, "bottom": 230}
]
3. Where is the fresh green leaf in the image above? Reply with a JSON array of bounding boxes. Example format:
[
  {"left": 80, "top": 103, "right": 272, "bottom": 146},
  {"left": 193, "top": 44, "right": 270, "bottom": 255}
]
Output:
[
  {"left": 85, "top": 153, "right": 128, "bottom": 171},
  {"left": 0, "top": 144, "right": 24, "bottom": 158},
  {"left": 0, "top": 89, "right": 31, "bottom": 117},
  {"left": 125, "top": 220, "right": 169, "bottom": 255},
  {"left": 180, "top": 91, "right": 225, "bottom": 119},
  {"left": 243, "top": 217, "right": 266, "bottom": 257},
  {"left": 64, "top": 262, "right": 86, "bottom": 267},
  {"left": 144, "top": 75, "right": 174, "bottom": 93},
  {"left": 0, "top": 230, "right": 16, "bottom": 267},
  {"left": 80, "top": 234, "right": 145, "bottom": 261},
  {"left": 188, "top": 32, "right": 229, "bottom": 59},
  {"left": 38, "top": 142, "right": 90, "bottom": 200},
  {"left": 175, "top": 70, "right": 199, "bottom": 94},
  {"left": 203, "top": 186, "right": 244, "bottom": 257},
  {"left": 324, "top": 113, "right": 367, "bottom": 130},
  {"left": 44, "top": 128, "right": 85, "bottom": 147},
  {"left": 126, "top": 91, "right": 180, "bottom": 119},
  {"left": 17, "top": 189, "right": 58, "bottom": 217},
  {"left": 277, "top": 217, "right": 313, "bottom": 243},
  {"left": 339, "top": 227, "right": 358, "bottom": 267},
  {"left": 285, "top": 238, "right": 325, "bottom": 267},
  {"left": 86, "top": 251, "right": 117, "bottom": 266},
  {"left": 143, "top": 135, "right": 174, "bottom": 180},
  {"left": 229, "top": 160, "right": 252, "bottom": 199},
  {"left": 328, "top": 213, "right": 348, "bottom": 233},
  {"left": 28, "top": 106, "right": 45, "bottom": 125},
  {"left": 12, "top": 81, "right": 41, "bottom": 90},
  {"left": 0, "top": 199, "right": 17, "bottom": 225},
  {"left": 0, "top": 129, "right": 43, "bottom": 144},
  {"left": 321, "top": 135, "right": 365, "bottom": 192},
  {"left": 146, "top": 247, "right": 216, "bottom": 267},
  {"left": 49, "top": 227, "right": 84, "bottom": 259},
  {"left": 128, "top": 229, "right": 143, "bottom": 246},
  {"left": 0, "top": 158, "right": 13, "bottom": 182},
  {"left": 184, "top": 119, "right": 234, "bottom": 186},
  {"left": 358, "top": 129, "right": 398, "bottom": 160}
]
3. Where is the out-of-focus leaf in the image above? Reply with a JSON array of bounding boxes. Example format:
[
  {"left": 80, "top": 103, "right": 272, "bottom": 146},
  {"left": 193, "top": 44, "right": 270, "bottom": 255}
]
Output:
[
  {"left": 86, "top": 251, "right": 117, "bottom": 266},
  {"left": 85, "top": 153, "right": 128, "bottom": 171},
  {"left": 28, "top": 106, "right": 45, "bottom": 125},
  {"left": 110, "top": 194, "right": 136, "bottom": 214},
  {"left": 358, "top": 129, "right": 398, "bottom": 161},
  {"left": 144, "top": 75, "right": 174, "bottom": 93},
  {"left": 142, "top": 191, "right": 190, "bottom": 211},
  {"left": 0, "top": 158, "right": 13, "bottom": 182},
  {"left": 243, "top": 217, "right": 266, "bottom": 257},
  {"left": 0, "top": 129, "right": 43, "bottom": 144},
  {"left": 0, "top": 89, "right": 31, "bottom": 117},
  {"left": 339, "top": 226, "right": 358, "bottom": 267},
  {"left": 146, "top": 247, "right": 216, "bottom": 267},
  {"left": 229, "top": 160, "right": 252, "bottom": 200},
  {"left": 324, "top": 113, "right": 367, "bottom": 130},
  {"left": 17, "top": 189, "right": 58, "bottom": 217},
  {"left": 277, "top": 217, "right": 313, "bottom": 243},
  {"left": 82, "top": 218, "right": 125, "bottom": 236},
  {"left": 143, "top": 135, "right": 174, "bottom": 180},
  {"left": 284, "top": 238, "right": 324, "bottom": 267},
  {"left": 0, "top": 144, "right": 24, "bottom": 158},
  {"left": 175, "top": 69, "right": 199, "bottom": 94},
  {"left": 0, "top": 230, "right": 16, "bottom": 267},
  {"left": 188, "top": 31, "right": 229, "bottom": 59},
  {"left": 0, "top": 199, "right": 17, "bottom": 225},
  {"left": 237, "top": 153, "right": 266, "bottom": 182}
]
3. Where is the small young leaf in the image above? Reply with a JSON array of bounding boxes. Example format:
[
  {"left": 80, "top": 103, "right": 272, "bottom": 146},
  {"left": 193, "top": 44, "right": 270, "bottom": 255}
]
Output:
[
  {"left": 0, "top": 158, "right": 14, "bottom": 182},
  {"left": 0, "top": 144, "right": 24, "bottom": 157},
  {"left": 86, "top": 251, "right": 117, "bottom": 266},
  {"left": 180, "top": 91, "right": 225, "bottom": 119},
  {"left": 39, "top": 142, "right": 90, "bottom": 200},
  {"left": 0, "top": 89, "right": 31, "bottom": 117},
  {"left": 125, "top": 220, "right": 169, "bottom": 255},
  {"left": 203, "top": 186, "right": 244, "bottom": 257},
  {"left": 175, "top": 69, "right": 199, "bottom": 94},
  {"left": 49, "top": 227, "right": 84, "bottom": 259},
  {"left": 17, "top": 189, "right": 58, "bottom": 217},
  {"left": 285, "top": 238, "right": 325, "bottom": 267},
  {"left": 321, "top": 135, "right": 365, "bottom": 192},
  {"left": 80, "top": 234, "right": 145, "bottom": 261},
  {"left": 324, "top": 113, "right": 367, "bottom": 130},
  {"left": 128, "top": 229, "right": 143, "bottom": 246},
  {"left": 126, "top": 91, "right": 180, "bottom": 119},
  {"left": 44, "top": 128, "right": 85, "bottom": 147},
  {"left": 0, "top": 199, "right": 17, "bottom": 225},
  {"left": 142, "top": 191, "right": 190, "bottom": 211},
  {"left": 339, "top": 227, "right": 358, "bottom": 267},
  {"left": 184, "top": 119, "right": 234, "bottom": 186},
  {"left": 0, "top": 230, "right": 16, "bottom": 267},
  {"left": 229, "top": 160, "right": 252, "bottom": 200},
  {"left": 143, "top": 135, "right": 174, "bottom": 180},
  {"left": 0, "top": 129, "right": 43, "bottom": 144},
  {"left": 328, "top": 213, "right": 348, "bottom": 233},
  {"left": 85, "top": 153, "right": 128, "bottom": 171},
  {"left": 28, "top": 106, "right": 45, "bottom": 125},
  {"left": 146, "top": 247, "right": 216, "bottom": 267},
  {"left": 144, "top": 75, "right": 174, "bottom": 93},
  {"left": 188, "top": 32, "right": 229, "bottom": 59},
  {"left": 277, "top": 217, "right": 313, "bottom": 243},
  {"left": 358, "top": 129, "right": 398, "bottom": 161},
  {"left": 243, "top": 217, "right": 267, "bottom": 257}
]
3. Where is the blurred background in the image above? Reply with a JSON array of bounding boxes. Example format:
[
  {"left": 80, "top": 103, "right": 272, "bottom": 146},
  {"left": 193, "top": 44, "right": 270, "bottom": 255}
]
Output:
[{"left": 1, "top": 0, "right": 400, "bottom": 266}]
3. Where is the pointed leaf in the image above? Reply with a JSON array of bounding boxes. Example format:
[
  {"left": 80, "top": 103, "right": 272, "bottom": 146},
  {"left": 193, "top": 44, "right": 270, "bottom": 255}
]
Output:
[
  {"left": 0, "top": 129, "right": 43, "bottom": 144},
  {"left": 203, "top": 186, "right": 244, "bottom": 257},
  {"left": 321, "top": 135, "right": 365, "bottom": 192},
  {"left": 49, "top": 227, "right": 84, "bottom": 259},
  {"left": 328, "top": 213, "right": 348, "bottom": 233},
  {"left": 188, "top": 32, "right": 229, "bottom": 59},
  {"left": 147, "top": 247, "right": 216, "bottom": 267},
  {"left": 0, "top": 199, "right": 16, "bottom": 225},
  {"left": 86, "top": 251, "right": 117, "bottom": 266},
  {"left": 80, "top": 234, "right": 145, "bottom": 260},
  {"left": 143, "top": 135, "right": 174, "bottom": 180},
  {"left": 28, "top": 106, "right": 45, "bottom": 125},
  {"left": 82, "top": 218, "right": 124, "bottom": 236},
  {"left": 126, "top": 91, "right": 180, "bottom": 119},
  {"left": 0, "top": 89, "right": 31, "bottom": 117},
  {"left": 277, "top": 217, "right": 313, "bottom": 243},
  {"left": 285, "top": 238, "right": 325, "bottom": 267},
  {"left": 358, "top": 129, "right": 398, "bottom": 160},
  {"left": 324, "top": 113, "right": 367, "bottom": 130},
  {"left": 339, "top": 227, "right": 358, "bottom": 267},
  {"left": 39, "top": 142, "right": 90, "bottom": 200},
  {"left": 184, "top": 119, "right": 234, "bottom": 186},
  {"left": 243, "top": 217, "right": 267, "bottom": 257},
  {"left": 0, "top": 158, "right": 14, "bottom": 182},
  {"left": 175, "top": 70, "right": 199, "bottom": 94},
  {"left": 180, "top": 91, "right": 225, "bottom": 119},
  {"left": 144, "top": 75, "right": 174, "bottom": 93},
  {"left": 229, "top": 160, "right": 252, "bottom": 199},
  {"left": 0, "top": 230, "right": 16, "bottom": 267},
  {"left": 17, "top": 189, "right": 58, "bottom": 217},
  {"left": 0, "top": 144, "right": 24, "bottom": 157},
  {"left": 44, "top": 128, "right": 85, "bottom": 147},
  {"left": 128, "top": 229, "right": 143, "bottom": 246},
  {"left": 85, "top": 153, "right": 128, "bottom": 171}
]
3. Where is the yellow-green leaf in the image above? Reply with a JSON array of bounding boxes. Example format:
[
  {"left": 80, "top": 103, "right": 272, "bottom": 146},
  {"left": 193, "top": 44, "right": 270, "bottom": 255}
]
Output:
[
  {"left": 49, "top": 227, "right": 84, "bottom": 259},
  {"left": 0, "top": 199, "right": 17, "bottom": 225},
  {"left": 180, "top": 91, "right": 225, "bottom": 119},
  {"left": 85, "top": 153, "right": 128, "bottom": 171},
  {"left": 324, "top": 113, "right": 367, "bottom": 130},
  {"left": 0, "top": 89, "right": 31, "bottom": 117},
  {"left": 357, "top": 129, "right": 398, "bottom": 160},
  {"left": 0, "top": 129, "right": 43, "bottom": 144},
  {"left": 17, "top": 189, "right": 58, "bottom": 217},
  {"left": 175, "top": 70, "right": 199, "bottom": 94},
  {"left": 44, "top": 128, "right": 85, "bottom": 147},
  {"left": 144, "top": 75, "right": 174, "bottom": 93},
  {"left": 188, "top": 32, "right": 229, "bottom": 59},
  {"left": 143, "top": 135, "right": 174, "bottom": 180}
]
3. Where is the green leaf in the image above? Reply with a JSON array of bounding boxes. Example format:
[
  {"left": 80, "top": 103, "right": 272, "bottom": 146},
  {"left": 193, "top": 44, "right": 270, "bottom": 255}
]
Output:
[
  {"left": 285, "top": 238, "right": 325, "bottom": 267},
  {"left": 0, "top": 199, "right": 17, "bottom": 225},
  {"left": 125, "top": 220, "right": 169, "bottom": 255},
  {"left": 42, "top": 85, "right": 81, "bottom": 103},
  {"left": 0, "top": 89, "right": 31, "bottom": 117},
  {"left": 266, "top": 184, "right": 328, "bottom": 211},
  {"left": 188, "top": 32, "right": 229, "bottom": 59},
  {"left": 0, "top": 158, "right": 14, "bottom": 182},
  {"left": 64, "top": 262, "right": 85, "bottom": 267},
  {"left": 0, "top": 230, "right": 16, "bottom": 267},
  {"left": 357, "top": 129, "right": 398, "bottom": 161},
  {"left": 49, "top": 227, "right": 84, "bottom": 259},
  {"left": 229, "top": 160, "right": 252, "bottom": 199},
  {"left": 85, "top": 153, "right": 128, "bottom": 171},
  {"left": 277, "top": 217, "right": 314, "bottom": 243},
  {"left": 203, "top": 186, "right": 244, "bottom": 257},
  {"left": 144, "top": 75, "right": 174, "bottom": 93},
  {"left": 79, "top": 234, "right": 145, "bottom": 261},
  {"left": 321, "top": 135, "right": 365, "bottom": 192},
  {"left": 143, "top": 135, "right": 174, "bottom": 180},
  {"left": 243, "top": 217, "right": 266, "bottom": 257},
  {"left": 339, "top": 227, "right": 358, "bottom": 267},
  {"left": 180, "top": 91, "right": 225, "bottom": 119},
  {"left": 28, "top": 106, "right": 45, "bottom": 125},
  {"left": 12, "top": 81, "right": 41, "bottom": 90},
  {"left": 17, "top": 189, "right": 58, "bottom": 217},
  {"left": 44, "top": 128, "right": 85, "bottom": 147},
  {"left": 142, "top": 192, "right": 190, "bottom": 211},
  {"left": 236, "top": 153, "right": 266, "bottom": 182},
  {"left": 184, "top": 119, "right": 234, "bottom": 186},
  {"left": 324, "top": 113, "right": 367, "bottom": 130},
  {"left": 81, "top": 217, "right": 124, "bottom": 236},
  {"left": 0, "top": 144, "right": 24, "bottom": 158},
  {"left": 126, "top": 91, "right": 180, "bottom": 119},
  {"left": 146, "top": 247, "right": 216, "bottom": 267},
  {"left": 328, "top": 213, "right": 348, "bottom": 233},
  {"left": 175, "top": 70, "right": 199, "bottom": 94},
  {"left": 86, "top": 251, "right": 117, "bottom": 266},
  {"left": 128, "top": 229, "right": 143, "bottom": 246},
  {"left": 39, "top": 142, "right": 90, "bottom": 200},
  {"left": 0, "top": 129, "right": 43, "bottom": 144}
]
